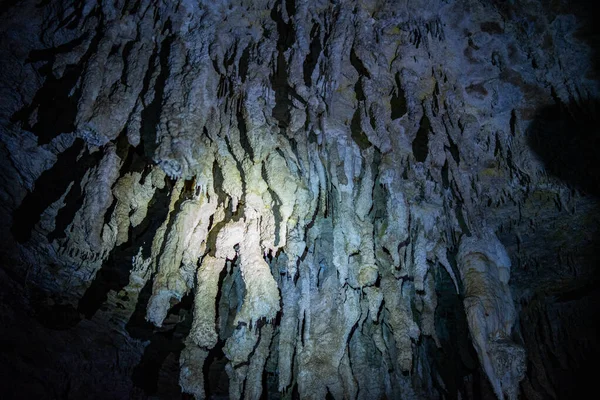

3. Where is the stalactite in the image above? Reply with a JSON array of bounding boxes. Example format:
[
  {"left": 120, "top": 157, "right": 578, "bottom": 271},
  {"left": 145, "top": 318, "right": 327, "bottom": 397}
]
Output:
[
  {"left": 457, "top": 231, "right": 526, "bottom": 400},
  {"left": 1, "top": 0, "right": 598, "bottom": 399}
]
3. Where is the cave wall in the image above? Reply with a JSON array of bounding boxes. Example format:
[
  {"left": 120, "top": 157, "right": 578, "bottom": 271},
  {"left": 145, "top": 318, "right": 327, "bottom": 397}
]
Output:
[{"left": 0, "top": 0, "right": 598, "bottom": 399}]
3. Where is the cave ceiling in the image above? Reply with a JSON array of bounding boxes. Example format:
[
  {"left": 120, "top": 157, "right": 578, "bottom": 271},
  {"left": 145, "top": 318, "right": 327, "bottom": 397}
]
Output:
[{"left": 0, "top": 1, "right": 598, "bottom": 399}]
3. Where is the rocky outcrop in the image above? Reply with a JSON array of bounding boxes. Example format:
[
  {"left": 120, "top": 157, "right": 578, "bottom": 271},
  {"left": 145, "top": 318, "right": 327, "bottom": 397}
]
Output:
[
  {"left": 0, "top": 0, "right": 598, "bottom": 399},
  {"left": 457, "top": 231, "right": 525, "bottom": 400}
]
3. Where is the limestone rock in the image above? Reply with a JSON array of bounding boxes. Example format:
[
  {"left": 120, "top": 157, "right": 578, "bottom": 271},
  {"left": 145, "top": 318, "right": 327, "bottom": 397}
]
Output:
[{"left": 0, "top": 0, "right": 598, "bottom": 399}]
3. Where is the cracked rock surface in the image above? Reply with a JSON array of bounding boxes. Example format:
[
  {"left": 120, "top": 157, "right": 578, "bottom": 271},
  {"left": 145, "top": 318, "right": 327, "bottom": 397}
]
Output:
[{"left": 0, "top": 0, "right": 599, "bottom": 399}]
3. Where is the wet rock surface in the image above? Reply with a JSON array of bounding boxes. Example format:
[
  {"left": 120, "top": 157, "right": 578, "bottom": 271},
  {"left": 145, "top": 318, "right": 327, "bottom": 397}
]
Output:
[{"left": 0, "top": 0, "right": 598, "bottom": 399}]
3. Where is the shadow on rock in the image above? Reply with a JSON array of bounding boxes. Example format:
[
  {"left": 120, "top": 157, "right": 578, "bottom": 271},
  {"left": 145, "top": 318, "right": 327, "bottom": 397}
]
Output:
[
  {"left": 523, "top": 96, "right": 600, "bottom": 399},
  {"left": 527, "top": 98, "right": 600, "bottom": 197}
]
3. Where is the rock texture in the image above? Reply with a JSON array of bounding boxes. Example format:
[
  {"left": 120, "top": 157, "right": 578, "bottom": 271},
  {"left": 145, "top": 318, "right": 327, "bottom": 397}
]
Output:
[{"left": 0, "top": 0, "right": 598, "bottom": 399}]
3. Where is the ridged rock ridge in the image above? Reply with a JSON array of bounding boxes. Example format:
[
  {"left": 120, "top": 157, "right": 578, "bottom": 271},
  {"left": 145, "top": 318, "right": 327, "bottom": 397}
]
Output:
[{"left": 0, "top": 0, "right": 598, "bottom": 399}]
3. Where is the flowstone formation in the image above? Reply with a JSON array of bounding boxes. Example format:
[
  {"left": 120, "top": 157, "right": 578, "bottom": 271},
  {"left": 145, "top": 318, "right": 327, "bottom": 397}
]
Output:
[{"left": 0, "top": 0, "right": 598, "bottom": 399}]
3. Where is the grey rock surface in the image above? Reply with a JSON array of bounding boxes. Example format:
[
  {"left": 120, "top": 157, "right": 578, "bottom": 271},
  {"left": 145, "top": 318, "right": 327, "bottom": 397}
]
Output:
[{"left": 0, "top": 0, "right": 598, "bottom": 399}]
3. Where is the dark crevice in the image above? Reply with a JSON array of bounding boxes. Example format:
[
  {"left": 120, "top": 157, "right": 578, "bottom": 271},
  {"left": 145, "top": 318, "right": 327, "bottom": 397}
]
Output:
[
  {"left": 223, "top": 135, "right": 247, "bottom": 199},
  {"left": 224, "top": 45, "right": 237, "bottom": 69},
  {"left": 120, "top": 39, "right": 137, "bottom": 86},
  {"left": 47, "top": 146, "right": 105, "bottom": 242},
  {"left": 212, "top": 256, "right": 231, "bottom": 338},
  {"left": 494, "top": 132, "right": 502, "bottom": 157},
  {"left": 303, "top": 23, "right": 322, "bottom": 86},
  {"left": 300, "top": 311, "right": 306, "bottom": 346},
  {"left": 103, "top": 196, "right": 118, "bottom": 226},
  {"left": 129, "top": 0, "right": 142, "bottom": 15},
  {"left": 77, "top": 177, "right": 171, "bottom": 319},
  {"left": 426, "top": 264, "right": 479, "bottom": 398},
  {"left": 432, "top": 81, "right": 440, "bottom": 117},
  {"left": 60, "top": 0, "right": 88, "bottom": 31},
  {"left": 510, "top": 109, "right": 517, "bottom": 137},
  {"left": 445, "top": 130, "right": 460, "bottom": 166},
  {"left": 455, "top": 202, "right": 471, "bottom": 236},
  {"left": 262, "top": 161, "right": 282, "bottom": 246},
  {"left": 236, "top": 100, "right": 255, "bottom": 161},
  {"left": 120, "top": 140, "right": 148, "bottom": 177},
  {"left": 234, "top": 324, "right": 268, "bottom": 373},
  {"left": 11, "top": 11, "right": 103, "bottom": 145},
  {"left": 11, "top": 138, "right": 86, "bottom": 243},
  {"left": 350, "top": 108, "right": 372, "bottom": 150},
  {"left": 325, "top": 387, "right": 335, "bottom": 400},
  {"left": 350, "top": 47, "right": 371, "bottom": 79},
  {"left": 126, "top": 279, "right": 156, "bottom": 340},
  {"left": 354, "top": 79, "right": 365, "bottom": 102},
  {"left": 217, "top": 74, "right": 227, "bottom": 99},
  {"left": 204, "top": 339, "right": 229, "bottom": 398},
  {"left": 140, "top": 28, "right": 174, "bottom": 159},
  {"left": 441, "top": 160, "right": 450, "bottom": 189},
  {"left": 204, "top": 187, "right": 243, "bottom": 259},
  {"left": 260, "top": 365, "right": 271, "bottom": 400},
  {"left": 122, "top": 0, "right": 133, "bottom": 16},
  {"left": 270, "top": 1, "right": 296, "bottom": 129},
  {"left": 212, "top": 160, "right": 228, "bottom": 205},
  {"left": 109, "top": 44, "right": 120, "bottom": 57},
  {"left": 131, "top": 293, "right": 193, "bottom": 396},
  {"left": 10, "top": 57, "right": 78, "bottom": 140},
  {"left": 239, "top": 45, "right": 251, "bottom": 83},
  {"left": 412, "top": 110, "right": 431, "bottom": 162},
  {"left": 346, "top": 321, "right": 358, "bottom": 347},
  {"left": 285, "top": 0, "right": 296, "bottom": 18},
  {"left": 391, "top": 72, "right": 407, "bottom": 120},
  {"left": 139, "top": 45, "right": 159, "bottom": 107},
  {"left": 368, "top": 106, "right": 377, "bottom": 130}
]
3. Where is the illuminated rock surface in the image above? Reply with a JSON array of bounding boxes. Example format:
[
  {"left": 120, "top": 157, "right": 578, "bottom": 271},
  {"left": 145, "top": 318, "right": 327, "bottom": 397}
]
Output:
[{"left": 0, "top": 0, "right": 598, "bottom": 399}]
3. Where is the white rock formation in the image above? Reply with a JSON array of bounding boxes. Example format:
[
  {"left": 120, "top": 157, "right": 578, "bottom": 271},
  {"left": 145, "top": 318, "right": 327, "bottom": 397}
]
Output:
[{"left": 0, "top": 0, "right": 598, "bottom": 399}]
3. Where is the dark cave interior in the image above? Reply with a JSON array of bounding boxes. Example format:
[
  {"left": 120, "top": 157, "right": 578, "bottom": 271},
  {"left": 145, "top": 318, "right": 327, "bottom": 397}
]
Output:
[{"left": 0, "top": 1, "right": 599, "bottom": 399}]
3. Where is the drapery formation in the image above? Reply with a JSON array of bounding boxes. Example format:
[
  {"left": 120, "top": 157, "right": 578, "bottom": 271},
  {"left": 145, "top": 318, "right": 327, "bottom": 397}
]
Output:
[{"left": 1, "top": 0, "right": 597, "bottom": 399}]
